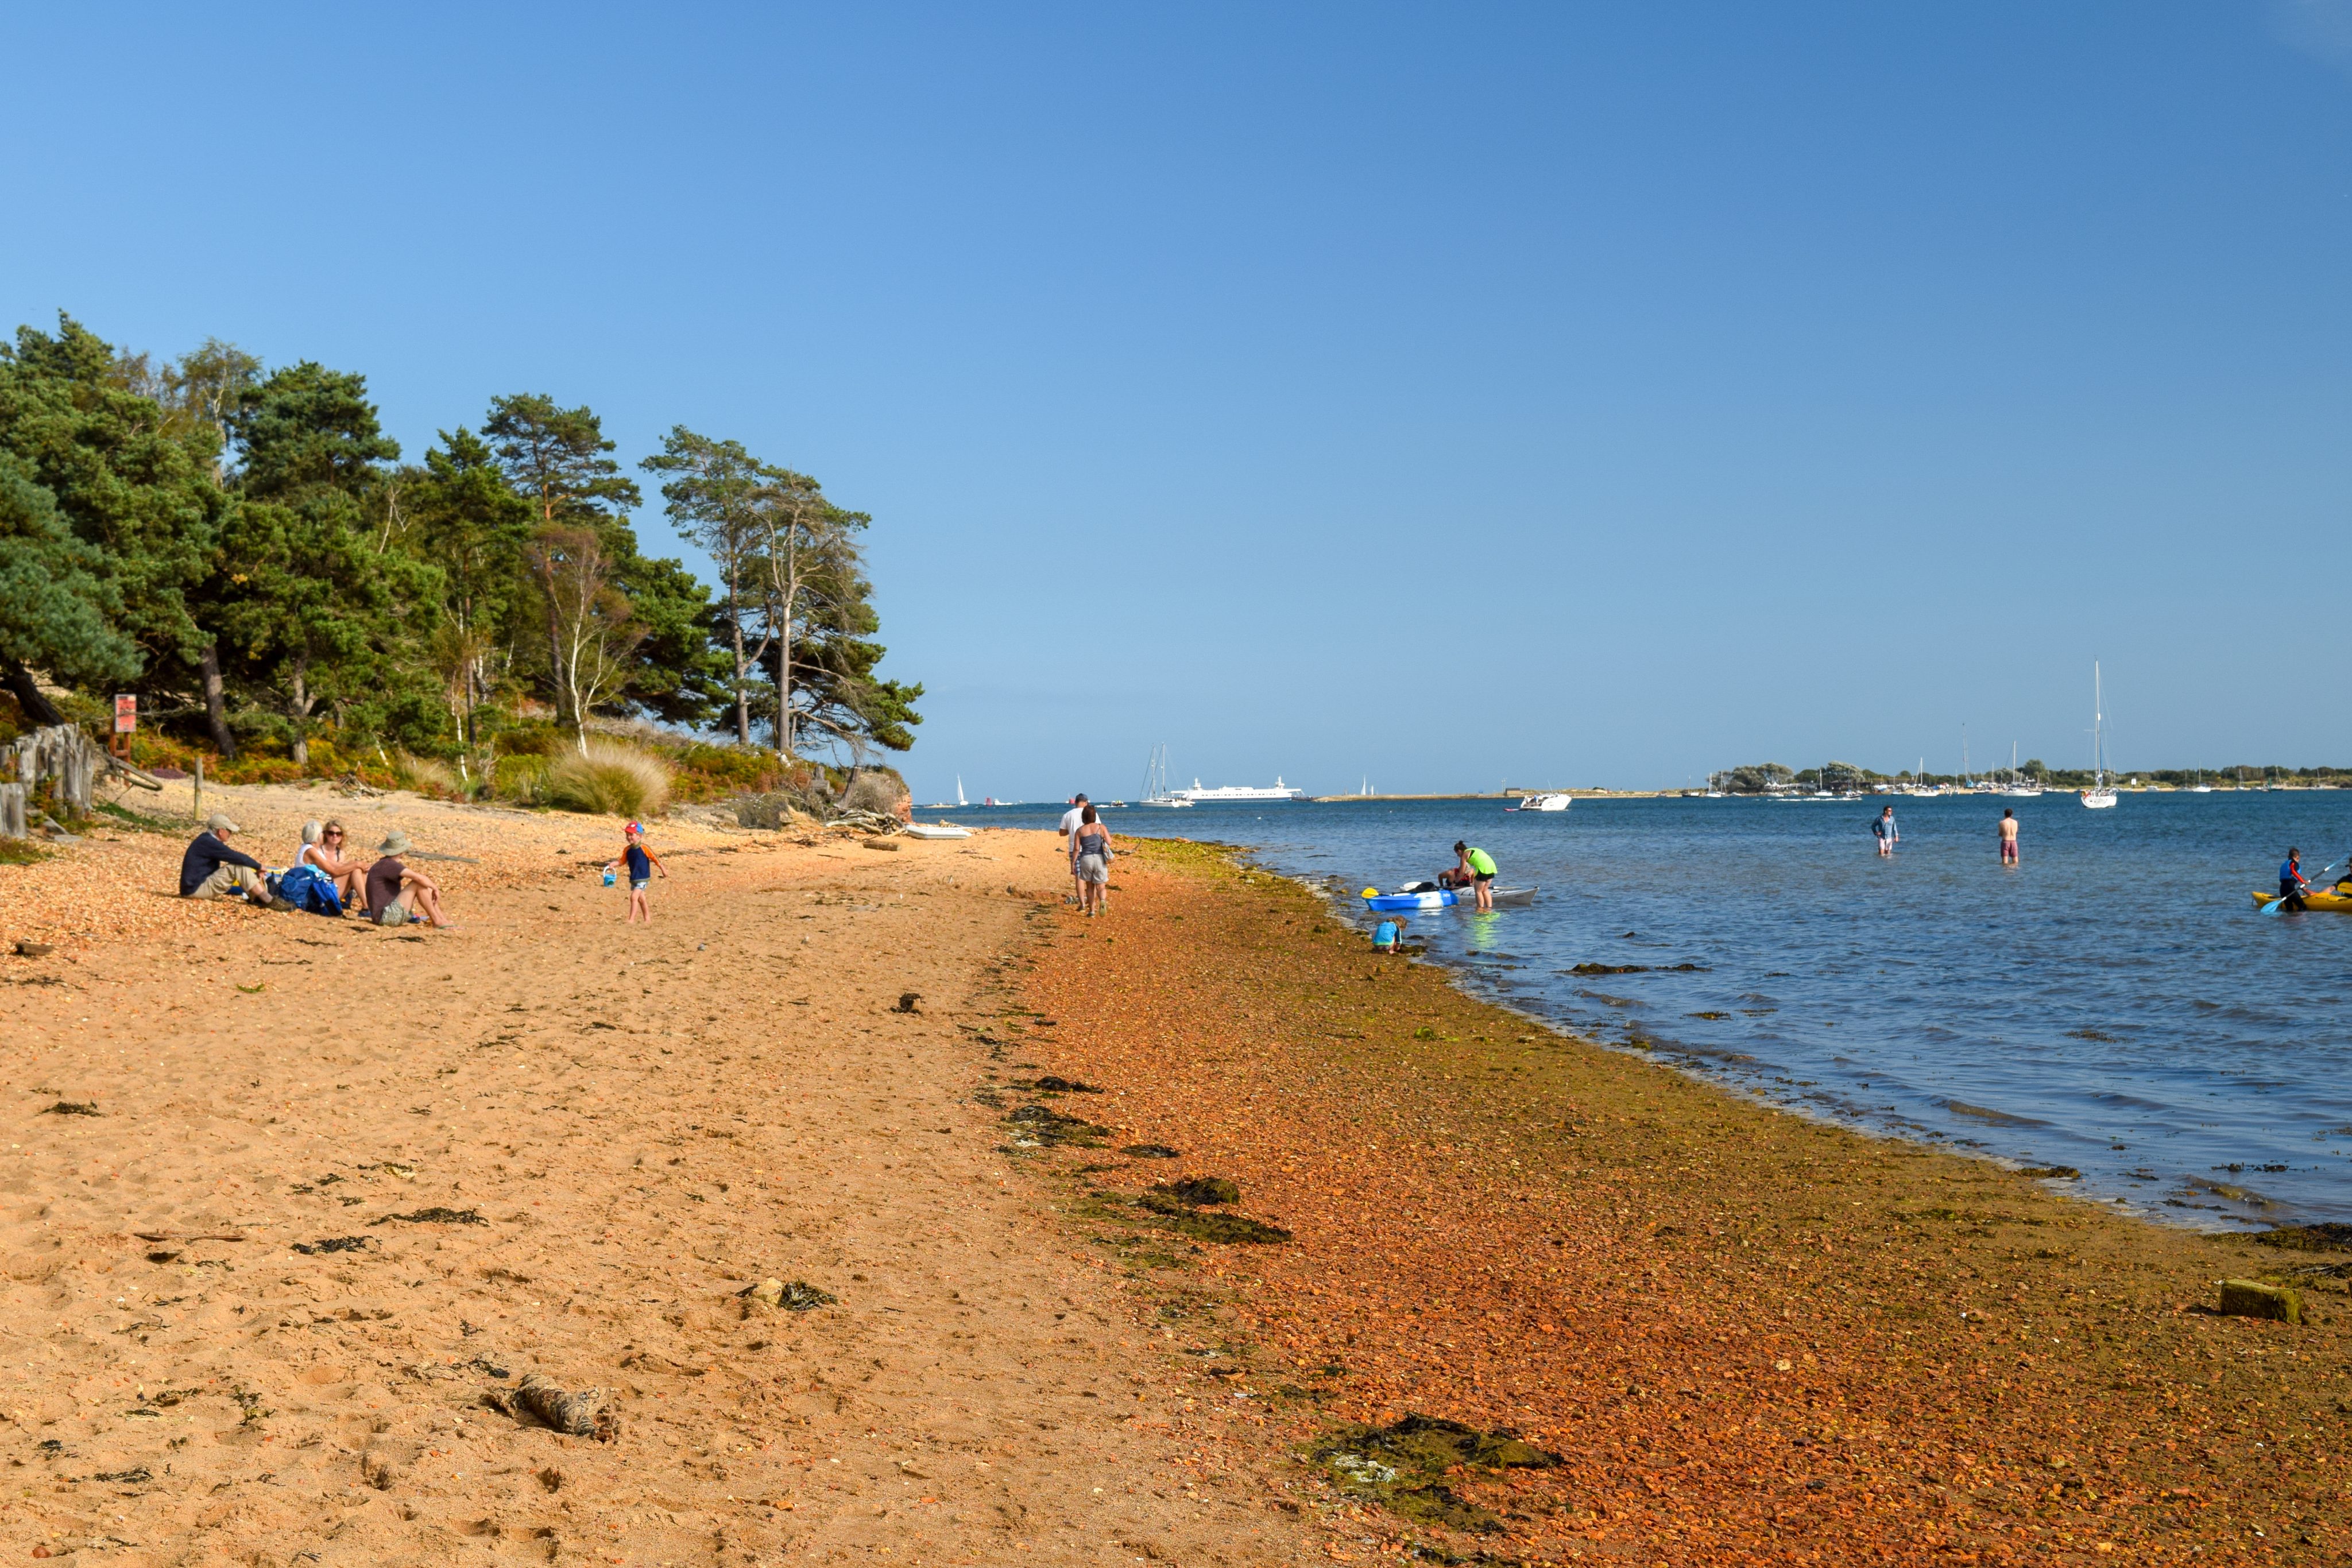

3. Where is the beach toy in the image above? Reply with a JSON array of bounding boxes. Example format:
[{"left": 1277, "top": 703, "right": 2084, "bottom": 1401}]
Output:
[{"left": 602, "top": 866, "right": 616, "bottom": 888}]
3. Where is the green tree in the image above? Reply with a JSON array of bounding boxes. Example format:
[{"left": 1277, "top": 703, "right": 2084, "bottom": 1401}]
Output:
[
  {"left": 744, "top": 501, "right": 921, "bottom": 760},
  {"left": 396, "top": 428, "right": 533, "bottom": 748},
  {"left": 641, "top": 427, "right": 780, "bottom": 744},
  {"left": 208, "top": 362, "right": 439, "bottom": 763},
  {"left": 0, "top": 453, "right": 140, "bottom": 699},
  {"left": 0, "top": 315, "right": 227, "bottom": 735},
  {"left": 485, "top": 394, "right": 723, "bottom": 731}
]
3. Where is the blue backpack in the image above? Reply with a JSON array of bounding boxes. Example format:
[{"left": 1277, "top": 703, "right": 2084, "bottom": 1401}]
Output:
[{"left": 274, "top": 864, "right": 343, "bottom": 917}]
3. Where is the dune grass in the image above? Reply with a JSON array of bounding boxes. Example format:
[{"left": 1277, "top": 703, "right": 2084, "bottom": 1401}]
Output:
[{"left": 543, "top": 741, "right": 672, "bottom": 818}]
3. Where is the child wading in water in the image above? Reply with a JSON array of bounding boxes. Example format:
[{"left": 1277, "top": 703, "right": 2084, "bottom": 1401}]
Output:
[{"left": 609, "top": 822, "right": 667, "bottom": 923}]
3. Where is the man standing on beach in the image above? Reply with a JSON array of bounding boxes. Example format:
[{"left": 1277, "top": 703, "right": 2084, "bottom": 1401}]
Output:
[
  {"left": 1873, "top": 805, "right": 1898, "bottom": 857},
  {"left": 1059, "top": 794, "right": 1089, "bottom": 905},
  {"left": 1999, "top": 808, "right": 2020, "bottom": 866}
]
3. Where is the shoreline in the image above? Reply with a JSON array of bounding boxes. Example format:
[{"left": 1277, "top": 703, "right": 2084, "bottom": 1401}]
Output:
[{"left": 1015, "top": 838, "right": 2349, "bottom": 1563}]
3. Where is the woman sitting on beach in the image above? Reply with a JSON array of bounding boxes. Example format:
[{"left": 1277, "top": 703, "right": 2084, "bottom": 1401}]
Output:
[
  {"left": 1071, "top": 806, "right": 1115, "bottom": 917},
  {"left": 297, "top": 820, "right": 369, "bottom": 910}
]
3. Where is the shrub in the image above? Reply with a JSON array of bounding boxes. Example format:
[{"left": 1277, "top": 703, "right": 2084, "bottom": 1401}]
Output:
[
  {"left": 492, "top": 754, "right": 550, "bottom": 804},
  {"left": 544, "top": 741, "right": 671, "bottom": 818},
  {"left": 840, "top": 771, "right": 907, "bottom": 819},
  {"left": 392, "top": 752, "right": 461, "bottom": 798}
]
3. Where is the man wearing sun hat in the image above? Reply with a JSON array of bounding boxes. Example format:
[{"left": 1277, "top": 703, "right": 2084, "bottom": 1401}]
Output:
[
  {"left": 179, "top": 813, "right": 275, "bottom": 905},
  {"left": 363, "top": 830, "right": 454, "bottom": 928}
]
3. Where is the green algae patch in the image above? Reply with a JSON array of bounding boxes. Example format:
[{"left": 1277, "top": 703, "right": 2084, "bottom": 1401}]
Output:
[
  {"left": 1308, "top": 1414, "right": 1561, "bottom": 1532},
  {"left": 2255, "top": 1222, "right": 2352, "bottom": 1253},
  {"left": 1134, "top": 1189, "right": 1291, "bottom": 1244},
  {"left": 1002, "top": 1104, "right": 1109, "bottom": 1149}
]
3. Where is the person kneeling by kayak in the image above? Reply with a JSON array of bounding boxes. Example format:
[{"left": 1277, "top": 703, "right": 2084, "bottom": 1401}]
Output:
[{"left": 1437, "top": 841, "right": 1498, "bottom": 911}]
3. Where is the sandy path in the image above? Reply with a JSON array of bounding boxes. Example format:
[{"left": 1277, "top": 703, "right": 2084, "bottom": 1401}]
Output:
[{"left": 0, "top": 822, "right": 1307, "bottom": 1565}]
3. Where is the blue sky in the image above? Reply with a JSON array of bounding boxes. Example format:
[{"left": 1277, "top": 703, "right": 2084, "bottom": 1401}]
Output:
[{"left": 5, "top": 3, "right": 2347, "bottom": 796}]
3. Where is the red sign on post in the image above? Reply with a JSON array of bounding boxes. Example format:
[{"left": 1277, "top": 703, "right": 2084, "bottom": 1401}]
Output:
[{"left": 113, "top": 695, "right": 136, "bottom": 734}]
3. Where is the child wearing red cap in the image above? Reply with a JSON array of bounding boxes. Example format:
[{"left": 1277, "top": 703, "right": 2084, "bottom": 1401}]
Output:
[{"left": 607, "top": 821, "right": 667, "bottom": 924}]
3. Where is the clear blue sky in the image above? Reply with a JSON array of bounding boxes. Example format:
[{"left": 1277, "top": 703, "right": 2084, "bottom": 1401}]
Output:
[{"left": 5, "top": 4, "right": 2348, "bottom": 796}]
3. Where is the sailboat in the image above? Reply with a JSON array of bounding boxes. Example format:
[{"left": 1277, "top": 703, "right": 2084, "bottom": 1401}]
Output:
[
  {"left": 956, "top": 775, "right": 968, "bottom": 808},
  {"left": 1138, "top": 744, "right": 1193, "bottom": 807},
  {"left": 2002, "top": 742, "right": 2042, "bottom": 798},
  {"left": 1906, "top": 757, "right": 1942, "bottom": 797},
  {"left": 2080, "top": 664, "right": 2118, "bottom": 809},
  {"left": 2189, "top": 769, "right": 2212, "bottom": 793}
]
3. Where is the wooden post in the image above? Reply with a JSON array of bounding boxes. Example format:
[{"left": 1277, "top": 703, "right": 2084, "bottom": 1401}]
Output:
[{"left": 193, "top": 755, "right": 204, "bottom": 824}]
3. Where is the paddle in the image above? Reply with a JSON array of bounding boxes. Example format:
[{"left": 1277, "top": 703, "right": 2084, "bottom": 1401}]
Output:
[{"left": 2262, "top": 858, "right": 2339, "bottom": 916}]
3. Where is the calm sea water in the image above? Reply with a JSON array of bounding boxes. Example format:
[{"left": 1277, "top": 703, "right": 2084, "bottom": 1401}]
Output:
[{"left": 937, "top": 792, "right": 2352, "bottom": 1228}]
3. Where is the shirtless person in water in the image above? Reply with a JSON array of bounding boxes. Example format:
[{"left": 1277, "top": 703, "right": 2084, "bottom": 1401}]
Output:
[{"left": 1999, "top": 808, "right": 2020, "bottom": 866}]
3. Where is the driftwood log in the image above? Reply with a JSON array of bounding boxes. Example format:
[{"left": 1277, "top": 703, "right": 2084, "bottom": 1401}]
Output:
[{"left": 509, "top": 1374, "right": 618, "bottom": 1441}]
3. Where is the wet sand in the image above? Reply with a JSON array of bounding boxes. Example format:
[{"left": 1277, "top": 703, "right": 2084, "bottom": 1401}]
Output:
[
  {"left": 0, "top": 802, "right": 1307, "bottom": 1565},
  {"left": 1017, "top": 841, "right": 2351, "bottom": 1565}
]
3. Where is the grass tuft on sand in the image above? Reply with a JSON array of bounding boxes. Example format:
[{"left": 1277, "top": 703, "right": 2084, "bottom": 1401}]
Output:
[{"left": 544, "top": 741, "right": 672, "bottom": 818}]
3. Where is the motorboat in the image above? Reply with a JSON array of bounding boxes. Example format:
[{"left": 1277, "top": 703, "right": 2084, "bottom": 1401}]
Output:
[{"left": 1506, "top": 792, "right": 1572, "bottom": 812}]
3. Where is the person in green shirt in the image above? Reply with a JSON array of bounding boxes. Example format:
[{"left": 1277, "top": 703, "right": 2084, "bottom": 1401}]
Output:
[{"left": 1442, "top": 840, "right": 1498, "bottom": 910}]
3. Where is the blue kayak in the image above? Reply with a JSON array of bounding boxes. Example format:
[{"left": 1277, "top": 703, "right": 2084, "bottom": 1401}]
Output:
[{"left": 1363, "top": 884, "right": 1536, "bottom": 912}]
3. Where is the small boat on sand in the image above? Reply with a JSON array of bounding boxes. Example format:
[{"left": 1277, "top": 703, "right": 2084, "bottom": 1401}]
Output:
[
  {"left": 1363, "top": 882, "right": 1537, "bottom": 911},
  {"left": 902, "top": 822, "right": 973, "bottom": 840}
]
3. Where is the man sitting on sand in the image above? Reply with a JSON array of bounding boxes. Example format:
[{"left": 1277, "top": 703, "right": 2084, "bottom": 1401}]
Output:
[
  {"left": 364, "top": 831, "right": 453, "bottom": 928},
  {"left": 179, "top": 814, "right": 276, "bottom": 906}
]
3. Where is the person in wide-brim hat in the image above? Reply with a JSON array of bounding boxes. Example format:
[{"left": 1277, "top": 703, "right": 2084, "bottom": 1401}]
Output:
[{"left": 363, "top": 829, "right": 454, "bottom": 929}]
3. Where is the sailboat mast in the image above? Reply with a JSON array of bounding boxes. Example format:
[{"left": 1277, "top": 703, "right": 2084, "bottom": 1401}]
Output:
[{"left": 2094, "top": 662, "right": 2105, "bottom": 787}]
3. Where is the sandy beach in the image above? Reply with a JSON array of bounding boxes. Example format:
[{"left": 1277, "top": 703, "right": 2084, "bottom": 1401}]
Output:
[
  {"left": 0, "top": 789, "right": 1307, "bottom": 1565},
  {"left": 0, "top": 797, "right": 2343, "bottom": 1565}
]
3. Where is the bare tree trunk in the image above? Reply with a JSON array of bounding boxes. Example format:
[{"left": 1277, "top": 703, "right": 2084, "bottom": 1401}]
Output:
[
  {"left": 733, "top": 607, "right": 751, "bottom": 746},
  {"left": 1, "top": 660, "right": 65, "bottom": 728},
  {"left": 544, "top": 582, "right": 567, "bottom": 729},
  {"left": 198, "top": 640, "right": 238, "bottom": 758},
  {"left": 288, "top": 664, "right": 312, "bottom": 766}
]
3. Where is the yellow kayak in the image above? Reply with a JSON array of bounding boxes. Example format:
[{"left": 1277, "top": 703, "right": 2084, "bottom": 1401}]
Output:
[{"left": 2250, "top": 885, "right": 2352, "bottom": 912}]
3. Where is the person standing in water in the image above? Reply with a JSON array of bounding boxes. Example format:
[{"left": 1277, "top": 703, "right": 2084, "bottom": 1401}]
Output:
[
  {"left": 2279, "top": 847, "right": 2314, "bottom": 913},
  {"left": 1998, "top": 808, "right": 2020, "bottom": 866},
  {"left": 1872, "top": 805, "right": 1898, "bottom": 857},
  {"left": 1443, "top": 841, "right": 1497, "bottom": 910}
]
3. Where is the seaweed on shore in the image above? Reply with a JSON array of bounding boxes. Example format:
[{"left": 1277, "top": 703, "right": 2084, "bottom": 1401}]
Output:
[
  {"left": 1309, "top": 1414, "right": 1561, "bottom": 1533},
  {"left": 1002, "top": 1104, "right": 1109, "bottom": 1149},
  {"left": 2256, "top": 1222, "right": 2352, "bottom": 1253}
]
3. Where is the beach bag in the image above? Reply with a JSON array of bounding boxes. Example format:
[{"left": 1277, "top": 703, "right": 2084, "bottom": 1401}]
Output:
[{"left": 276, "top": 863, "right": 342, "bottom": 917}]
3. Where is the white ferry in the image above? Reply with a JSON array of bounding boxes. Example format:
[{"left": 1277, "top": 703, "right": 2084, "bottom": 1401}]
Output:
[{"left": 1171, "top": 776, "right": 1307, "bottom": 803}]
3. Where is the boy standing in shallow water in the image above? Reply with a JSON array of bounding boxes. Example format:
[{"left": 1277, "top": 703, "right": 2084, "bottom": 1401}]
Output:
[{"left": 610, "top": 822, "right": 667, "bottom": 924}]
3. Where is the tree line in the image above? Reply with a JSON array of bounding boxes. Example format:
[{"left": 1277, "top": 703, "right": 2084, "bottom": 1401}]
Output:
[
  {"left": 0, "top": 313, "right": 919, "bottom": 769},
  {"left": 1710, "top": 761, "right": 2345, "bottom": 793}
]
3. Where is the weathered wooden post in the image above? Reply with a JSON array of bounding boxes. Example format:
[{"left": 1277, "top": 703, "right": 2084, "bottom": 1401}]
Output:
[{"left": 193, "top": 754, "right": 204, "bottom": 824}]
